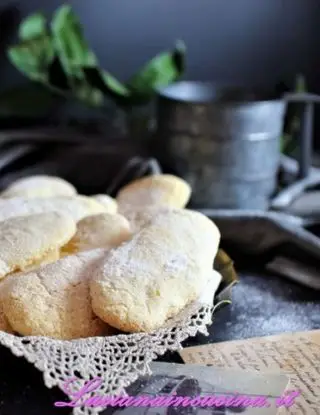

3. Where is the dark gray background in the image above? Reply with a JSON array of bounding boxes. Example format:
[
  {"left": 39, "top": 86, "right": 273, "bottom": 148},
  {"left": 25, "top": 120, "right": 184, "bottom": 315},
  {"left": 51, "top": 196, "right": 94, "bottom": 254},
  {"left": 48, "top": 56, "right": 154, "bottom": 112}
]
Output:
[
  {"left": 0, "top": 0, "right": 319, "bottom": 87},
  {"left": 0, "top": 0, "right": 319, "bottom": 142}
]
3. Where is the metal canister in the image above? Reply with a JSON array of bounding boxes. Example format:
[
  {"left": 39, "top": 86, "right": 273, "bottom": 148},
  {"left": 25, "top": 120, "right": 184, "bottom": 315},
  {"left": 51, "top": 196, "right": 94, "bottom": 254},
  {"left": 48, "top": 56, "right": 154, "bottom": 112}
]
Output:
[{"left": 155, "top": 82, "right": 286, "bottom": 209}]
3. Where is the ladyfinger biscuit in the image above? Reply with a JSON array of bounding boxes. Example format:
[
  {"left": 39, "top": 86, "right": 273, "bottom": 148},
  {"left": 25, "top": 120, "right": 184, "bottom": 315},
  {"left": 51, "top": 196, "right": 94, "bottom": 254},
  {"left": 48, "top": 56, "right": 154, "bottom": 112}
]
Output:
[
  {"left": 116, "top": 174, "right": 191, "bottom": 214},
  {"left": 0, "top": 280, "right": 13, "bottom": 333},
  {"left": 0, "top": 195, "right": 107, "bottom": 223},
  {"left": 122, "top": 206, "right": 171, "bottom": 233},
  {"left": 62, "top": 213, "right": 132, "bottom": 255},
  {"left": 91, "top": 195, "right": 118, "bottom": 214},
  {"left": 0, "top": 309, "right": 13, "bottom": 333},
  {"left": 90, "top": 208, "right": 220, "bottom": 333},
  {"left": 1, "top": 249, "right": 114, "bottom": 339},
  {"left": 1, "top": 175, "right": 76, "bottom": 198},
  {"left": 0, "top": 212, "right": 76, "bottom": 280},
  {"left": 0, "top": 286, "right": 13, "bottom": 333},
  {"left": 23, "top": 248, "right": 60, "bottom": 272}
]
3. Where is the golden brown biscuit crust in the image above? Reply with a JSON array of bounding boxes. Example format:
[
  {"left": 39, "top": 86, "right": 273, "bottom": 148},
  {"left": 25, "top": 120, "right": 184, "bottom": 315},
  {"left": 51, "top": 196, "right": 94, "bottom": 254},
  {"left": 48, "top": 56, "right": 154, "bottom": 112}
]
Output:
[
  {"left": 90, "top": 209, "right": 220, "bottom": 333},
  {"left": 117, "top": 174, "right": 191, "bottom": 214},
  {"left": 1, "top": 175, "right": 77, "bottom": 198},
  {"left": 62, "top": 213, "right": 132, "bottom": 254},
  {"left": 2, "top": 249, "right": 115, "bottom": 339},
  {"left": 0, "top": 212, "right": 76, "bottom": 280}
]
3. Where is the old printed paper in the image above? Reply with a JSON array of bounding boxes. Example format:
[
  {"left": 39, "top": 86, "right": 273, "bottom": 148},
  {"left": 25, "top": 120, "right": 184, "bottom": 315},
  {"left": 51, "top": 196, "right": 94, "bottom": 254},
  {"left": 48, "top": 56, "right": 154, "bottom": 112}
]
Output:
[{"left": 180, "top": 330, "right": 320, "bottom": 414}]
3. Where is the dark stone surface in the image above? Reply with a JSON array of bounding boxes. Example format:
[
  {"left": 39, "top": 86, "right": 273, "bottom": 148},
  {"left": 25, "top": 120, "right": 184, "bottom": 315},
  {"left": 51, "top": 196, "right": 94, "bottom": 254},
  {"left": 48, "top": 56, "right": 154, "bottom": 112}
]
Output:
[{"left": 0, "top": 270, "right": 319, "bottom": 415}]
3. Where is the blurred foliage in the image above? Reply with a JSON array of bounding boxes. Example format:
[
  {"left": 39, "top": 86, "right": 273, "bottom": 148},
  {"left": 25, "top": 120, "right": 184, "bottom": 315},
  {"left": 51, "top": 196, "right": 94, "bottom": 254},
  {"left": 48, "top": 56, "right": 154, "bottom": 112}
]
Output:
[
  {"left": 280, "top": 74, "right": 307, "bottom": 155},
  {"left": 5, "top": 4, "right": 186, "bottom": 116}
]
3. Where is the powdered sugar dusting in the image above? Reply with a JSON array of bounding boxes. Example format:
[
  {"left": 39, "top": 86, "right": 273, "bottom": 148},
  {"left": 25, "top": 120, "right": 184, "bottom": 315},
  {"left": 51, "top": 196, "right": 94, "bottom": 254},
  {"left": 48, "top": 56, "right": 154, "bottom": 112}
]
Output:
[
  {"left": 119, "top": 188, "right": 166, "bottom": 213},
  {"left": 164, "top": 254, "right": 188, "bottom": 273},
  {"left": 103, "top": 235, "right": 153, "bottom": 277},
  {"left": 0, "top": 196, "right": 106, "bottom": 222}
]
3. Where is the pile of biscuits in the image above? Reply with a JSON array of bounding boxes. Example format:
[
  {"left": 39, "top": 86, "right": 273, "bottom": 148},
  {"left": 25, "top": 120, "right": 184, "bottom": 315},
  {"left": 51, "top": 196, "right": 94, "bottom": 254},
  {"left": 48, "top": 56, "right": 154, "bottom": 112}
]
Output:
[{"left": 0, "top": 174, "right": 221, "bottom": 340}]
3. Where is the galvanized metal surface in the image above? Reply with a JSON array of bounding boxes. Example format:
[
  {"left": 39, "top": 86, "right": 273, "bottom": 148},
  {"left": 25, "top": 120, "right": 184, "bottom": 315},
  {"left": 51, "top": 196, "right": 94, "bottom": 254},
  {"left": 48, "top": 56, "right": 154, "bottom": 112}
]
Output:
[{"left": 156, "top": 82, "right": 286, "bottom": 209}]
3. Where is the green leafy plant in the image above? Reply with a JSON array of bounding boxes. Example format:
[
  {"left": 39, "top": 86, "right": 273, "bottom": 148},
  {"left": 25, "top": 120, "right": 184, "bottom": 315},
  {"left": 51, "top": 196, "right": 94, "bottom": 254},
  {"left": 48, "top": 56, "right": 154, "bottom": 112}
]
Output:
[
  {"left": 281, "top": 74, "right": 307, "bottom": 155},
  {"left": 7, "top": 4, "right": 186, "bottom": 112}
]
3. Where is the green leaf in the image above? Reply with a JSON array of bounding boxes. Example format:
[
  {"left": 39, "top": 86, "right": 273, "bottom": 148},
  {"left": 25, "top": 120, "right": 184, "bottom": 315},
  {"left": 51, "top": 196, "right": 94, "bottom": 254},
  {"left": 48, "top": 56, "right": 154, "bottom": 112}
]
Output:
[
  {"left": 0, "top": 84, "right": 60, "bottom": 117},
  {"left": 83, "top": 67, "right": 131, "bottom": 105},
  {"left": 50, "top": 5, "right": 104, "bottom": 107},
  {"left": 8, "top": 5, "right": 187, "bottom": 111},
  {"left": 8, "top": 35, "right": 54, "bottom": 82},
  {"left": 173, "top": 39, "right": 186, "bottom": 73},
  {"left": 8, "top": 47, "right": 40, "bottom": 79},
  {"left": 282, "top": 74, "right": 307, "bottom": 155},
  {"left": 126, "top": 40, "right": 186, "bottom": 103},
  {"left": 214, "top": 249, "right": 238, "bottom": 304},
  {"left": 214, "top": 249, "right": 238, "bottom": 285},
  {"left": 295, "top": 74, "right": 306, "bottom": 93},
  {"left": 47, "top": 56, "right": 71, "bottom": 91},
  {"left": 19, "top": 12, "right": 47, "bottom": 40},
  {"left": 51, "top": 4, "right": 97, "bottom": 79},
  {"left": 72, "top": 78, "right": 104, "bottom": 107}
]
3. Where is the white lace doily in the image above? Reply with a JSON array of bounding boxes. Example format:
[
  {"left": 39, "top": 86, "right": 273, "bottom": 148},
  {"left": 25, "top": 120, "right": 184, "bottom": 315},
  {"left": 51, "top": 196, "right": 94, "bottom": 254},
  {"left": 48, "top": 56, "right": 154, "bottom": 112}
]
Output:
[{"left": 0, "top": 274, "right": 224, "bottom": 415}]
